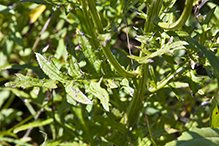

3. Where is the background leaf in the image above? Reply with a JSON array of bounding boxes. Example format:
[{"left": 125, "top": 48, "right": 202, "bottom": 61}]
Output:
[
  {"left": 165, "top": 127, "right": 219, "bottom": 146},
  {"left": 13, "top": 118, "right": 54, "bottom": 134}
]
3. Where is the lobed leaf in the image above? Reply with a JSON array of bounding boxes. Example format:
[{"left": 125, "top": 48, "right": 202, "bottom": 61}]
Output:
[
  {"left": 87, "top": 79, "right": 109, "bottom": 111},
  {"left": 65, "top": 81, "right": 93, "bottom": 105},
  {"left": 35, "top": 53, "right": 70, "bottom": 83},
  {"left": 129, "top": 37, "right": 188, "bottom": 64},
  {"left": 5, "top": 73, "right": 57, "bottom": 89}
]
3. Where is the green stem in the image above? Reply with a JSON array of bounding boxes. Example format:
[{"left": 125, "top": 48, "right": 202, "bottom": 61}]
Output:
[
  {"left": 125, "top": 1, "right": 163, "bottom": 145},
  {"left": 126, "top": 0, "right": 163, "bottom": 128},
  {"left": 84, "top": 0, "right": 136, "bottom": 78},
  {"left": 157, "top": 0, "right": 194, "bottom": 30},
  {"left": 87, "top": 0, "right": 103, "bottom": 33},
  {"left": 80, "top": 0, "right": 99, "bottom": 48},
  {"left": 102, "top": 44, "right": 136, "bottom": 78},
  {"left": 149, "top": 60, "right": 188, "bottom": 93}
]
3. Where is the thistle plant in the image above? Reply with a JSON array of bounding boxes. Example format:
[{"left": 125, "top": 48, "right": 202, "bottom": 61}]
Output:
[{"left": 1, "top": 0, "right": 219, "bottom": 145}]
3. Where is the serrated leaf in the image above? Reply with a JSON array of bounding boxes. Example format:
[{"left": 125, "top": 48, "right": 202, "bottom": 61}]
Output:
[
  {"left": 35, "top": 53, "right": 70, "bottom": 83},
  {"left": 13, "top": 118, "right": 53, "bottom": 134},
  {"left": 165, "top": 127, "right": 219, "bottom": 146},
  {"left": 129, "top": 37, "right": 188, "bottom": 64},
  {"left": 88, "top": 79, "right": 109, "bottom": 111},
  {"left": 65, "top": 81, "right": 92, "bottom": 105},
  {"left": 76, "top": 29, "right": 101, "bottom": 73},
  {"left": 5, "top": 73, "right": 57, "bottom": 89}
]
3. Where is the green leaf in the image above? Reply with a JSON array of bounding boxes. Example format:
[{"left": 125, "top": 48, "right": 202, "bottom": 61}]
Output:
[
  {"left": 120, "top": 78, "right": 134, "bottom": 96},
  {"left": 65, "top": 81, "right": 93, "bottom": 105},
  {"left": 5, "top": 73, "right": 57, "bottom": 89},
  {"left": 20, "top": 0, "right": 69, "bottom": 5},
  {"left": 129, "top": 37, "right": 188, "bottom": 64},
  {"left": 104, "top": 79, "right": 118, "bottom": 89},
  {"left": 13, "top": 118, "right": 54, "bottom": 134},
  {"left": 76, "top": 29, "right": 101, "bottom": 73},
  {"left": 0, "top": 137, "right": 32, "bottom": 146},
  {"left": 87, "top": 78, "right": 109, "bottom": 111},
  {"left": 67, "top": 54, "right": 83, "bottom": 78},
  {"left": 201, "top": 7, "right": 216, "bottom": 25},
  {"left": 211, "top": 99, "right": 219, "bottom": 128},
  {"left": 35, "top": 53, "right": 70, "bottom": 83},
  {"left": 165, "top": 127, "right": 219, "bottom": 146},
  {"left": 0, "top": 4, "right": 15, "bottom": 14},
  {"left": 186, "top": 37, "right": 219, "bottom": 83}
]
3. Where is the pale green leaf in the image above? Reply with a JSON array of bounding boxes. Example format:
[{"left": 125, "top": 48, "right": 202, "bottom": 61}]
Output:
[
  {"left": 129, "top": 37, "right": 188, "bottom": 64},
  {"left": 35, "top": 53, "right": 70, "bottom": 83},
  {"left": 88, "top": 79, "right": 109, "bottom": 111},
  {"left": 0, "top": 137, "right": 32, "bottom": 146},
  {"left": 104, "top": 79, "right": 118, "bottom": 89},
  {"left": 0, "top": 4, "right": 15, "bottom": 14},
  {"left": 5, "top": 73, "right": 57, "bottom": 89},
  {"left": 13, "top": 118, "right": 54, "bottom": 134},
  {"left": 65, "top": 81, "right": 93, "bottom": 105},
  {"left": 165, "top": 127, "right": 219, "bottom": 146},
  {"left": 120, "top": 78, "right": 134, "bottom": 96}
]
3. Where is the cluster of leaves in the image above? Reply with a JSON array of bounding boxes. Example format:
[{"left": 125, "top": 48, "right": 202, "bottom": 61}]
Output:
[{"left": 1, "top": 0, "right": 219, "bottom": 145}]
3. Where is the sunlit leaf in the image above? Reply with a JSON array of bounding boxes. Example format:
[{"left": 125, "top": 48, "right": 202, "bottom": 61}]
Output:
[
  {"left": 120, "top": 78, "right": 134, "bottom": 96},
  {"left": 0, "top": 4, "right": 15, "bottom": 14},
  {"left": 5, "top": 73, "right": 57, "bottom": 89},
  {"left": 65, "top": 81, "right": 93, "bottom": 105},
  {"left": 13, "top": 118, "right": 54, "bottom": 134},
  {"left": 0, "top": 137, "right": 32, "bottom": 146},
  {"left": 87, "top": 78, "right": 109, "bottom": 111},
  {"left": 211, "top": 99, "right": 219, "bottom": 128},
  {"left": 129, "top": 37, "right": 188, "bottom": 64},
  {"left": 35, "top": 53, "right": 70, "bottom": 83},
  {"left": 29, "top": 5, "right": 46, "bottom": 24},
  {"left": 104, "top": 79, "right": 118, "bottom": 89}
]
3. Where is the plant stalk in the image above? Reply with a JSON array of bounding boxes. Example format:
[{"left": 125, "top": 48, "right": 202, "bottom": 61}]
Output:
[
  {"left": 157, "top": 0, "right": 194, "bottom": 30},
  {"left": 125, "top": 1, "right": 163, "bottom": 145},
  {"left": 83, "top": 0, "right": 137, "bottom": 78}
]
